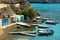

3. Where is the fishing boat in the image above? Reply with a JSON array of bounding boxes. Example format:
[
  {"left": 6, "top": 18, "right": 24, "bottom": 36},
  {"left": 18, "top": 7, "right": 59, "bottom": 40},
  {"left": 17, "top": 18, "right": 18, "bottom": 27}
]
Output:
[
  {"left": 38, "top": 30, "right": 54, "bottom": 36},
  {"left": 46, "top": 20, "right": 56, "bottom": 25},
  {"left": 35, "top": 16, "right": 41, "bottom": 20},
  {"left": 38, "top": 24, "right": 54, "bottom": 36},
  {"left": 29, "top": 30, "right": 54, "bottom": 36},
  {"left": 38, "top": 25, "right": 49, "bottom": 28}
]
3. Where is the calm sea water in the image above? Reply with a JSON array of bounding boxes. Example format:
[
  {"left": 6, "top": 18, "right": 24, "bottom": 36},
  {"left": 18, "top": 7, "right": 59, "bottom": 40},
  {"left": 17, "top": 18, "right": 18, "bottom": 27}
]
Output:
[
  {"left": 31, "top": 3, "right": 60, "bottom": 40},
  {"left": 31, "top": 3, "right": 60, "bottom": 22},
  {"left": 9, "top": 4, "right": 60, "bottom": 40}
]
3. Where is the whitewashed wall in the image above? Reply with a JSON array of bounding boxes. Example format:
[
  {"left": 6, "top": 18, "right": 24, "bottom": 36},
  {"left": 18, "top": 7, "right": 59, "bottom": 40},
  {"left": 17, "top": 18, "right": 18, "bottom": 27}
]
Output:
[{"left": 0, "top": 19, "right": 2, "bottom": 26}]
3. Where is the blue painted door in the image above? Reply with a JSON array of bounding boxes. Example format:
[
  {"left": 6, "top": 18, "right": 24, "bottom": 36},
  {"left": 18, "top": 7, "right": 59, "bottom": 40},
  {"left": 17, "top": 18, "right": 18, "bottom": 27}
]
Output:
[
  {"left": 20, "top": 15, "right": 24, "bottom": 22},
  {"left": 2, "top": 19, "right": 10, "bottom": 26}
]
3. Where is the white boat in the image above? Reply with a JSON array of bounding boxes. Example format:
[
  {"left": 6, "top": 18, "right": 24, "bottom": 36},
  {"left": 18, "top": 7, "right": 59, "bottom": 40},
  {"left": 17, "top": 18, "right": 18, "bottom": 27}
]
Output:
[
  {"left": 35, "top": 16, "right": 41, "bottom": 20},
  {"left": 39, "top": 28, "right": 48, "bottom": 31},
  {"left": 38, "top": 25, "right": 49, "bottom": 28},
  {"left": 38, "top": 30, "right": 54, "bottom": 36},
  {"left": 46, "top": 20, "right": 56, "bottom": 25}
]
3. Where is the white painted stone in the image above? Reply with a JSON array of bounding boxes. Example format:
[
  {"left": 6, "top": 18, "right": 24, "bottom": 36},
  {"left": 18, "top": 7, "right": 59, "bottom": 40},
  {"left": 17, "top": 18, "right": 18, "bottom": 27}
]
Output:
[
  {"left": 17, "top": 38, "right": 29, "bottom": 40},
  {"left": 0, "top": 19, "right": 2, "bottom": 26}
]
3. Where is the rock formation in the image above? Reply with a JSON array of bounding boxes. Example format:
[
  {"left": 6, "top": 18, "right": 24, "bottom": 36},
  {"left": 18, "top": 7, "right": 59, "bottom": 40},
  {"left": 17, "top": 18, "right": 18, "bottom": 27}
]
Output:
[{"left": 0, "top": 0, "right": 30, "bottom": 18}]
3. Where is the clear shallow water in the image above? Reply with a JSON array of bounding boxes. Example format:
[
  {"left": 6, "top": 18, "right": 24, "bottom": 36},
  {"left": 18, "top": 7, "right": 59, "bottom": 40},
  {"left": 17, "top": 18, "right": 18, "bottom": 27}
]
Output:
[{"left": 9, "top": 4, "right": 60, "bottom": 40}]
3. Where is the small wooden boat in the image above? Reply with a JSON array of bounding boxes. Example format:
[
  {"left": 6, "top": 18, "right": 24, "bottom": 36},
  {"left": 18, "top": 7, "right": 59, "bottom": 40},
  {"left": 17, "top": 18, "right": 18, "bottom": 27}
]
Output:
[
  {"left": 35, "top": 16, "right": 41, "bottom": 20},
  {"left": 38, "top": 25, "right": 49, "bottom": 28},
  {"left": 46, "top": 20, "right": 56, "bottom": 25},
  {"left": 32, "top": 19, "right": 43, "bottom": 23},
  {"left": 39, "top": 28, "right": 48, "bottom": 31},
  {"left": 36, "top": 20, "right": 44, "bottom": 23},
  {"left": 30, "top": 30, "right": 54, "bottom": 36},
  {"left": 38, "top": 30, "right": 54, "bottom": 36}
]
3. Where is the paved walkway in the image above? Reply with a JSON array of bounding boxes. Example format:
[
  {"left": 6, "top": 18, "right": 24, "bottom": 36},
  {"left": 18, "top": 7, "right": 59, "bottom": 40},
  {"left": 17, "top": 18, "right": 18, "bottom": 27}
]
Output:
[
  {"left": 0, "top": 22, "right": 30, "bottom": 29},
  {"left": 17, "top": 38, "right": 29, "bottom": 40}
]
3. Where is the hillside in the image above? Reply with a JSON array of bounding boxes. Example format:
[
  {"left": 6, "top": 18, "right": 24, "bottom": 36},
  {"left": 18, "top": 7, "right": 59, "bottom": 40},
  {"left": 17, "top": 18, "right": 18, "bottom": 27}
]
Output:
[{"left": 0, "top": 0, "right": 30, "bottom": 18}]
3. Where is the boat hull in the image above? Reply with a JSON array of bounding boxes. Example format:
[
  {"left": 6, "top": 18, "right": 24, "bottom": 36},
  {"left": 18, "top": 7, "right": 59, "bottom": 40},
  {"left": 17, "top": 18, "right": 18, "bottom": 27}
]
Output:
[
  {"left": 46, "top": 22, "right": 56, "bottom": 25},
  {"left": 39, "top": 30, "right": 54, "bottom": 36}
]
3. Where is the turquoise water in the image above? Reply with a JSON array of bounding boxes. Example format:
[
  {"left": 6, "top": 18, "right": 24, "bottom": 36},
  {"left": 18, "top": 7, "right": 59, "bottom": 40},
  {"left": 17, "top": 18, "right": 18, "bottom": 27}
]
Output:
[
  {"left": 10, "top": 4, "right": 60, "bottom": 40},
  {"left": 31, "top": 3, "right": 60, "bottom": 40},
  {"left": 31, "top": 3, "right": 60, "bottom": 22},
  {"left": 31, "top": 4, "right": 60, "bottom": 11}
]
